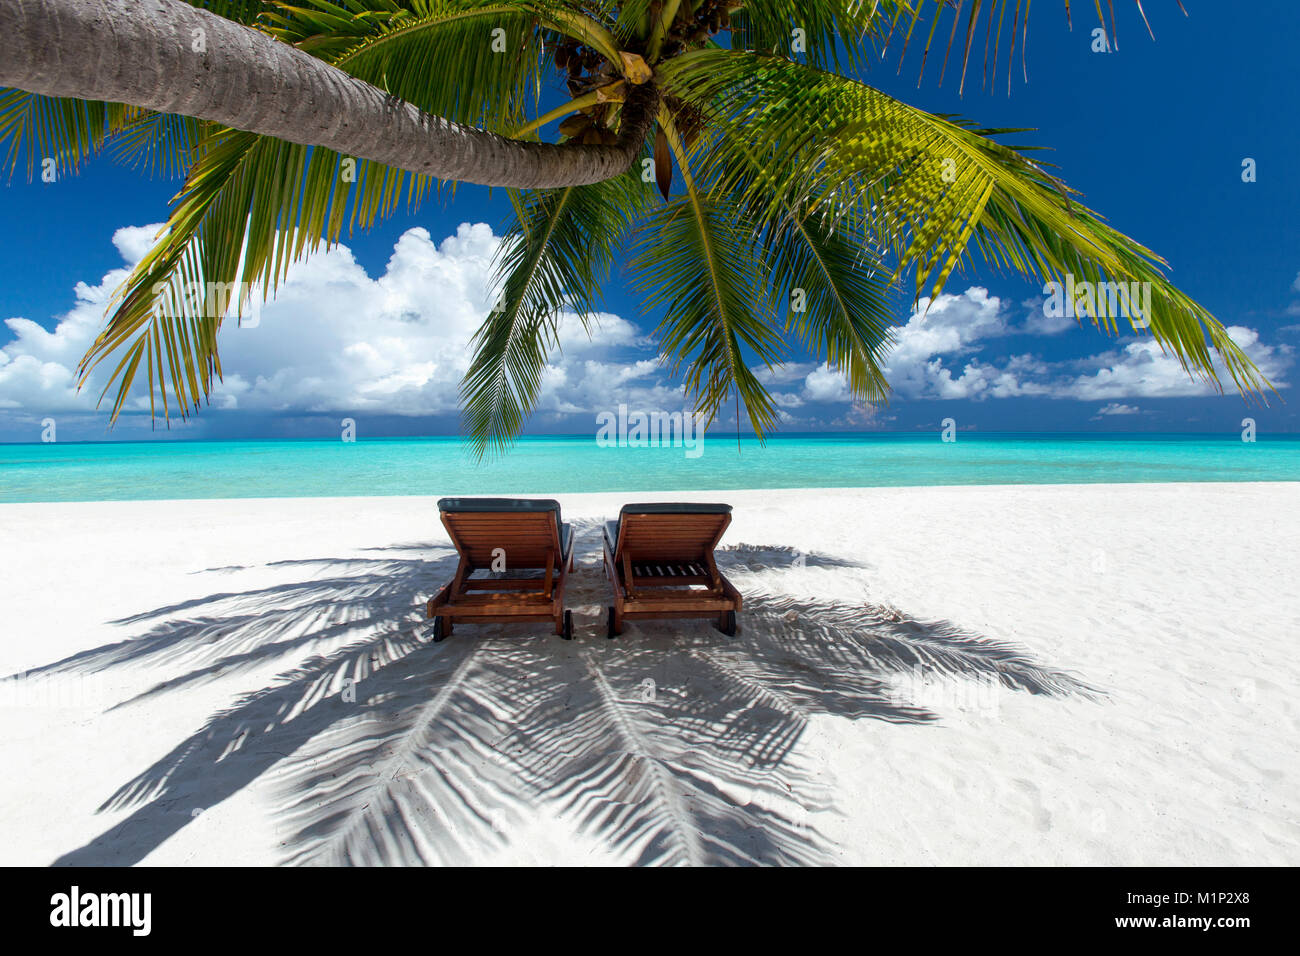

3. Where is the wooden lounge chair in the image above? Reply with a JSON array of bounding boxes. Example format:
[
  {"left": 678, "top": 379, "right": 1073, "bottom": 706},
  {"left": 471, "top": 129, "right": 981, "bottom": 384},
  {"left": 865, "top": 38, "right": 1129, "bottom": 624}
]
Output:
[
  {"left": 426, "top": 497, "right": 574, "bottom": 642},
  {"left": 602, "top": 502, "right": 742, "bottom": 638}
]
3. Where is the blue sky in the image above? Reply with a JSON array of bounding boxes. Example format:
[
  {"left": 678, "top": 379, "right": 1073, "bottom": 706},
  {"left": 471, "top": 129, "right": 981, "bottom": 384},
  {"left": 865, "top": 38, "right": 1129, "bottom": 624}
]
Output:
[{"left": 2, "top": 3, "right": 1298, "bottom": 442}]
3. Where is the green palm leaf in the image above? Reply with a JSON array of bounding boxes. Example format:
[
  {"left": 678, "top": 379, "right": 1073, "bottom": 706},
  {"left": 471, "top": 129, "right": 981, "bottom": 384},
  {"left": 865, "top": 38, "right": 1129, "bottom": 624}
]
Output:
[
  {"left": 728, "top": 1, "right": 903, "bottom": 71},
  {"left": 664, "top": 49, "right": 1270, "bottom": 398},
  {"left": 0, "top": 93, "right": 147, "bottom": 181},
  {"left": 711, "top": 136, "right": 896, "bottom": 404},
  {"left": 630, "top": 116, "right": 785, "bottom": 437},
  {"left": 80, "top": 126, "right": 437, "bottom": 420},
  {"left": 880, "top": 2, "right": 1187, "bottom": 96},
  {"left": 463, "top": 168, "right": 649, "bottom": 457},
  {"left": 265, "top": 0, "right": 557, "bottom": 132},
  {"left": 763, "top": 201, "right": 896, "bottom": 405}
]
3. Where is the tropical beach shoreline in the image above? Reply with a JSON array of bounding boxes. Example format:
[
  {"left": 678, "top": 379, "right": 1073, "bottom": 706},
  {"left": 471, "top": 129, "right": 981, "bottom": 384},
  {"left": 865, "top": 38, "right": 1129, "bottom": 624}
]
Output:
[{"left": 0, "top": 481, "right": 1296, "bottom": 866}]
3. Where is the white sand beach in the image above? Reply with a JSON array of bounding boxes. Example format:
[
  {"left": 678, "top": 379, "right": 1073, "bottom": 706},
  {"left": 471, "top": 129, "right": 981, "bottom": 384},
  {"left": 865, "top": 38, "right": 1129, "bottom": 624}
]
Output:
[{"left": 0, "top": 482, "right": 1296, "bottom": 866}]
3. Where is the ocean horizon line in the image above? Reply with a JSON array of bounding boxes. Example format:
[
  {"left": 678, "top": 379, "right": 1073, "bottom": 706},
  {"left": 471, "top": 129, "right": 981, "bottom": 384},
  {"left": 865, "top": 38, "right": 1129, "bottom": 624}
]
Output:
[{"left": 4, "top": 429, "right": 1300, "bottom": 448}]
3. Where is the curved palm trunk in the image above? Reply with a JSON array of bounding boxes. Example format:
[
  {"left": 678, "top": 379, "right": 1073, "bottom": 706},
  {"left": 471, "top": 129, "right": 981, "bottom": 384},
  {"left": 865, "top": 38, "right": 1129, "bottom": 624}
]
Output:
[{"left": 0, "top": 0, "right": 658, "bottom": 188}]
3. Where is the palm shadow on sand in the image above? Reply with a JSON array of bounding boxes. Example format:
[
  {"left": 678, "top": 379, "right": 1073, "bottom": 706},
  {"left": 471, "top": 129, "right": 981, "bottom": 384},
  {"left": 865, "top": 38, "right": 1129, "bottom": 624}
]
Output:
[{"left": 13, "top": 519, "right": 1102, "bottom": 866}]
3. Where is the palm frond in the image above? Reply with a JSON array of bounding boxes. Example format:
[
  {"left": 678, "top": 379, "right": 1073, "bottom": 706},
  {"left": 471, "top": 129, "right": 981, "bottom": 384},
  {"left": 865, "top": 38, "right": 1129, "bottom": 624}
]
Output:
[
  {"left": 0, "top": 90, "right": 213, "bottom": 182},
  {"left": 728, "top": 1, "right": 906, "bottom": 72},
  {"left": 462, "top": 168, "right": 648, "bottom": 456},
  {"left": 664, "top": 50, "right": 1270, "bottom": 398},
  {"left": 629, "top": 115, "right": 785, "bottom": 437},
  {"left": 264, "top": 0, "right": 557, "bottom": 132},
  {"left": 107, "top": 111, "right": 209, "bottom": 178},
  {"left": 708, "top": 135, "right": 896, "bottom": 404},
  {"left": 882, "top": 1, "right": 1189, "bottom": 95},
  {"left": 79, "top": 125, "right": 434, "bottom": 421},
  {"left": 766, "top": 204, "right": 897, "bottom": 405},
  {"left": 609, "top": 0, "right": 655, "bottom": 43},
  {"left": 0, "top": 91, "right": 125, "bottom": 180}
]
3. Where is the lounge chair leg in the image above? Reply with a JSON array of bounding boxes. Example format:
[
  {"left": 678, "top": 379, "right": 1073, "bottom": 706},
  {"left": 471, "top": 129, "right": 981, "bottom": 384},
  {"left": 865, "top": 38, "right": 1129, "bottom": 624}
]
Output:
[
  {"left": 607, "top": 606, "right": 621, "bottom": 639},
  {"left": 432, "top": 616, "right": 450, "bottom": 643},
  {"left": 715, "top": 610, "right": 736, "bottom": 637}
]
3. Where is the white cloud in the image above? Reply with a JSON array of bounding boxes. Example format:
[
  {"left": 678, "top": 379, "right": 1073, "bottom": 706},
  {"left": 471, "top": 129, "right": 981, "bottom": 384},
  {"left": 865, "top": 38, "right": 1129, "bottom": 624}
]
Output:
[
  {"left": 0, "top": 225, "right": 157, "bottom": 412},
  {"left": 876, "top": 287, "right": 1291, "bottom": 403},
  {"left": 1057, "top": 328, "right": 1291, "bottom": 400},
  {"left": 776, "top": 287, "right": 1047, "bottom": 408},
  {"left": 1285, "top": 271, "right": 1300, "bottom": 316},
  {"left": 880, "top": 287, "right": 1009, "bottom": 399},
  {"left": 3, "top": 229, "right": 1292, "bottom": 432},
  {"left": 0, "top": 221, "right": 675, "bottom": 423},
  {"left": 757, "top": 361, "right": 817, "bottom": 386},
  {"left": 210, "top": 223, "right": 495, "bottom": 415},
  {"left": 112, "top": 224, "right": 166, "bottom": 265},
  {"left": 802, "top": 364, "right": 853, "bottom": 403},
  {"left": 1094, "top": 402, "right": 1140, "bottom": 416}
]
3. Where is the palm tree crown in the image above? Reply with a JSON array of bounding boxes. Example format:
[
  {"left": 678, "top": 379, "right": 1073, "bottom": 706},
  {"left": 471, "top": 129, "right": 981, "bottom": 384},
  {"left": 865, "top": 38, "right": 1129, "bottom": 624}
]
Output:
[{"left": 0, "top": 1, "right": 1267, "bottom": 453}]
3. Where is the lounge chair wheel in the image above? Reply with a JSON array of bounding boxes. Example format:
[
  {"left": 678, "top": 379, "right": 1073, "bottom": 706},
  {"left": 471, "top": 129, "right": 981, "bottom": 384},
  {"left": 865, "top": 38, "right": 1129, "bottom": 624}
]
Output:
[
  {"left": 606, "top": 606, "right": 618, "bottom": 639},
  {"left": 716, "top": 609, "right": 737, "bottom": 637},
  {"left": 561, "top": 610, "right": 574, "bottom": 640},
  {"left": 432, "top": 617, "right": 448, "bottom": 643}
]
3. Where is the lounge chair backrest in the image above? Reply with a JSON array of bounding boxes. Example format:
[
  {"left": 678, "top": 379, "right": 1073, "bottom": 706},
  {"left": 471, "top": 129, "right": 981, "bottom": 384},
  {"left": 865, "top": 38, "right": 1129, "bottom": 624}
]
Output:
[
  {"left": 615, "top": 504, "right": 731, "bottom": 563},
  {"left": 439, "top": 498, "right": 563, "bottom": 569}
]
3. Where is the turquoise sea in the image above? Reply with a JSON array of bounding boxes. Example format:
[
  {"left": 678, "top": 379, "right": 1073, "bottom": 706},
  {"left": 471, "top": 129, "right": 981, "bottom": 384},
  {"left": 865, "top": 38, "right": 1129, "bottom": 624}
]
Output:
[{"left": 2, "top": 433, "right": 1299, "bottom": 503}]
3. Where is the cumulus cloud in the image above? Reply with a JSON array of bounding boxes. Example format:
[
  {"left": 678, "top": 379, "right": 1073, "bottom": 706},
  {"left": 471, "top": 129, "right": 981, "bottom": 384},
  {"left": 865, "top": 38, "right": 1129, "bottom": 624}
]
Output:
[
  {"left": 0, "top": 225, "right": 163, "bottom": 412},
  {"left": 756, "top": 361, "right": 818, "bottom": 387},
  {"left": 215, "top": 223, "right": 504, "bottom": 414},
  {"left": 878, "top": 287, "right": 1009, "bottom": 399},
  {"left": 3, "top": 228, "right": 1292, "bottom": 434},
  {"left": 0, "top": 221, "right": 680, "bottom": 424},
  {"left": 802, "top": 364, "right": 853, "bottom": 403},
  {"left": 1057, "top": 327, "right": 1291, "bottom": 400},
  {"left": 874, "top": 287, "right": 1291, "bottom": 403}
]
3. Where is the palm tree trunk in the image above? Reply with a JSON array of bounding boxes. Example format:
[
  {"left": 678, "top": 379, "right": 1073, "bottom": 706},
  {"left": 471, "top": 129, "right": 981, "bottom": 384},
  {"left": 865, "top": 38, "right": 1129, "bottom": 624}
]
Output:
[{"left": 0, "top": 0, "right": 658, "bottom": 188}]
